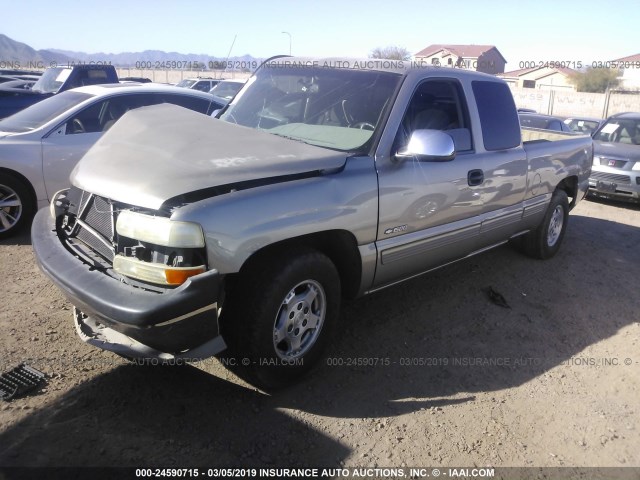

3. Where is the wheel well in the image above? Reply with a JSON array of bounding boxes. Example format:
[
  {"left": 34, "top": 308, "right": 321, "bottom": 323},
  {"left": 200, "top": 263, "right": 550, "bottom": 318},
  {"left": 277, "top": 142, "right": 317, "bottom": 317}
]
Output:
[
  {"left": 0, "top": 168, "right": 37, "bottom": 214},
  {"left": 239, "top": 230, "right": 363, "bottom": 299},
  {"left": 556, "top": 176, "right": 578, "bottom": 209}
]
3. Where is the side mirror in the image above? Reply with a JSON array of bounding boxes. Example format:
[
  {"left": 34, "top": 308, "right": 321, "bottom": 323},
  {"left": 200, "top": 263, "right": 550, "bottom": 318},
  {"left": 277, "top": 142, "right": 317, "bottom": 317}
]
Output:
[
  {"left": 50, "top": 123, "right": 67, "bottom": 137},
  {"left": 395, "top": 129, "right": 456, "bottom": 162}
]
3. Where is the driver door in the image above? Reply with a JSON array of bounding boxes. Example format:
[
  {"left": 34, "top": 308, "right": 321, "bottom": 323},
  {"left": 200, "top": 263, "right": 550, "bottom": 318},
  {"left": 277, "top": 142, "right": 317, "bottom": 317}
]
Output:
[{"left": 373, "top": 79, "right": 483, "bottom": 289}]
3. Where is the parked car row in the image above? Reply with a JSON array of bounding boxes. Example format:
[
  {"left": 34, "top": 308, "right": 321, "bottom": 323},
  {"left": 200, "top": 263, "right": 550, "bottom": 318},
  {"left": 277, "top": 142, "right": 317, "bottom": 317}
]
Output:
[
  {"left": 516, "top": 107, "right": 640, "bottom": 203},
  {"left": 175, "top": 77, "right": 221, "bottom": 92},
  {"left": 518, "top": 112, "right": 574, "bottom": 132},
  {"left": 175, "top": 77, "right": 246, "bottom": 106},
  {"left": 516, "top": 109, "right": 603, "bottom": 136}
]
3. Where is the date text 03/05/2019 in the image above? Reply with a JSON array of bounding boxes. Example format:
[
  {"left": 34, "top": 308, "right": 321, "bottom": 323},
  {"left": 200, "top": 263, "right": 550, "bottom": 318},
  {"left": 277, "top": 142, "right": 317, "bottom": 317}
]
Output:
[{"left": 134, "top": 467, "right": 496, "bottom": 478}]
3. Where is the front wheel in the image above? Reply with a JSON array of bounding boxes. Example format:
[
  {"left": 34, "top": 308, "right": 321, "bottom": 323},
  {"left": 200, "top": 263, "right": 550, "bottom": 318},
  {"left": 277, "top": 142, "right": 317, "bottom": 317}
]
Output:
[
  {"left": 220, "top": 248, "right": 341, "bottom": 389},
  {"left": 0, "top": 174, "right": 34, "bottom": 239},
  {"left": 521, "top": 190, "right": 569, "bottom": 259}
]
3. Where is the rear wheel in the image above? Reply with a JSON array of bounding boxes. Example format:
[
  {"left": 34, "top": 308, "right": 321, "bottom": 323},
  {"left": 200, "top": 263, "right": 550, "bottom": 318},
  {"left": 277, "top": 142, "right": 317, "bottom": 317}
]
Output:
[
  {"left": 220, "top": 247, "right": 341, "bottom": 389},
  {"left": 0, "top": 174, "right": 34, "bottom": 239},
  {"left": 520, "top": 190, "right": 569, "bottom": 259}
]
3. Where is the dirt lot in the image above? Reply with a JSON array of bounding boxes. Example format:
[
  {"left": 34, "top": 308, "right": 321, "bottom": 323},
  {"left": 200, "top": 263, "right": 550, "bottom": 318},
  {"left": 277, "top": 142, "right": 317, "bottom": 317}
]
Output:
[{"left": 0, "top": 196, "right": 639, "bottom": 477}]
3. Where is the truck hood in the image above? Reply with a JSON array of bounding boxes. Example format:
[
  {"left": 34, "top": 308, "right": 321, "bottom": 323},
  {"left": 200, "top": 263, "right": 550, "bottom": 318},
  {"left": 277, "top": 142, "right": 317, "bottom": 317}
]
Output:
[
  {"left": 593, "top": 141, "right": 640, "bottom": 162},
  {"left": 71, "top": 103, "right": 347, "bottom": 210}
]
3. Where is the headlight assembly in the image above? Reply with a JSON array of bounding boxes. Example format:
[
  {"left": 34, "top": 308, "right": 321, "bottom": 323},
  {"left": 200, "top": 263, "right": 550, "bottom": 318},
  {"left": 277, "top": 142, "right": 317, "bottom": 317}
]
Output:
[
  {"left": 115, "top": 210, "right": 206, "bottom": 286},
  {"left": 116, "top": 210, "right": 204, "bottom": 248}
]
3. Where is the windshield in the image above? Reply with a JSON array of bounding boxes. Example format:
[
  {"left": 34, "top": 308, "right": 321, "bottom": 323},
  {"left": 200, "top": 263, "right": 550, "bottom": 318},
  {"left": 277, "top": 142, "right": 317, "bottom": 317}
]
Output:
[
  {"left": 564, "top": 118, "right": 600, "bottom": 134},
  {"left": 593, "top": 118, "right": 640, "bottom": 145},
  {"left": 219, "top": 66, "right": 401, "bottom": 151},
  {"left": 176, "top": 79, "right": 197, "bottom": 88},
  {"left": 0, "top": 91, "right": 93, "bottom": 133},
  {"left": 31, "top": 67, "right": 72, "bottom": 94},
  {"left": 210, "top": 81, "right": 243, "bottom": 100}
]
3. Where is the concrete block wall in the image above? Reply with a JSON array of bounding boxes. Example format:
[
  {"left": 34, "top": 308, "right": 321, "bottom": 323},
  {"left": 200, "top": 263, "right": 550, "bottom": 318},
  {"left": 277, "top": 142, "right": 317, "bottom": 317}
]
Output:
[{"left": 510, "top": 86, "right": 640, "bottom": 119}]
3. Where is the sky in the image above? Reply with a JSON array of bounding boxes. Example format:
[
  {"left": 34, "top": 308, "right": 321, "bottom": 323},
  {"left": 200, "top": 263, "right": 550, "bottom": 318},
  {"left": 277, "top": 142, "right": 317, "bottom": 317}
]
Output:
[{"left": 2, "top": 0, "right": 639, "bottom": 70}]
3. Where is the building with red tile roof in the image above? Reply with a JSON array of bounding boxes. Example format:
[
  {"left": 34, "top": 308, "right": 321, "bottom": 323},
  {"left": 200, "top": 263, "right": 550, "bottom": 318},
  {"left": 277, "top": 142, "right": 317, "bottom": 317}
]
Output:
[
  {"left": 414, "top": 44, "right": 506, "bottom": 74},
  {"left": 498, "top": 65, "right": 578, "bottom": 91}
]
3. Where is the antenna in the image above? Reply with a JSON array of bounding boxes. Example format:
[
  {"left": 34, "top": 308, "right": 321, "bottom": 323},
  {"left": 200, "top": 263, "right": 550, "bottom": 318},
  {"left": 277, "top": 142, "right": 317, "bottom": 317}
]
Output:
[{"left": 223, "top": 35, "right": 237, "bottom": 78}]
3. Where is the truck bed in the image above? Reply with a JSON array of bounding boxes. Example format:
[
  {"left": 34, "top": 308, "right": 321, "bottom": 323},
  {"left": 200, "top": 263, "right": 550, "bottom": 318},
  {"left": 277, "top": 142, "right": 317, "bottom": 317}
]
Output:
[{"left": 521, "top": 126, "right": 588, "bottom": 143}]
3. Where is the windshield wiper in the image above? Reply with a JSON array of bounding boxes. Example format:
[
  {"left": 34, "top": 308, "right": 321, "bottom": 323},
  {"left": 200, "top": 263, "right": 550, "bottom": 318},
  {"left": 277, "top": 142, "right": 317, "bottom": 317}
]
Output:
[{"left": 270, "top": 132, "right": 315, "bottom": 146}]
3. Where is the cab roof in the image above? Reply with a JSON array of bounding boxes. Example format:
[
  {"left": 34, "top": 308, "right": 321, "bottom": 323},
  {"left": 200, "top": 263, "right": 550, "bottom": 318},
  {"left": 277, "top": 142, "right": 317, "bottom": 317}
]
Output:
[{"left": 263, "top": 56, "right": 501, "bottom": 81}]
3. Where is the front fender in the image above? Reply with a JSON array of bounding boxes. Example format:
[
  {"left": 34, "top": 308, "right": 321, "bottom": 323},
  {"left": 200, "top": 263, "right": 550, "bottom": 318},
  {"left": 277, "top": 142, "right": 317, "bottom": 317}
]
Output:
[{"left": 171, "top": 157, "right": 379, "bottom": 274}]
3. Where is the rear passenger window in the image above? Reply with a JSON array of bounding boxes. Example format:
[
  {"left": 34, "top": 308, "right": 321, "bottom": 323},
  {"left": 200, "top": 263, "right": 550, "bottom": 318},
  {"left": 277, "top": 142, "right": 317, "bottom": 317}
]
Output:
[
  {"left": 549, "top": 120, "right": 561, "bottom": 131},
  {"left": 101, "top": 94, "right": 161, "bottom": 132},
  {"left": 162, "top": 94, "right": 211, "bottom": 114},
  {"left": 472, "top": 81, "right": 521, "bottom": 150}
]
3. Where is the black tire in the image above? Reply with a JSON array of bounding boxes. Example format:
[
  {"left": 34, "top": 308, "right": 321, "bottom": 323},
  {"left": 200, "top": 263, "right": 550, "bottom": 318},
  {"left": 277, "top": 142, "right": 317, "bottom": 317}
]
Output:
[
  {"left": 0, "top": 174, "right": 34, "bottom": 240},
  {"left": 220, "top": 247, "right": 341, "bottom": 389},
  {"left": 521, "top": 190, "right": 569, "bottom": 260}
]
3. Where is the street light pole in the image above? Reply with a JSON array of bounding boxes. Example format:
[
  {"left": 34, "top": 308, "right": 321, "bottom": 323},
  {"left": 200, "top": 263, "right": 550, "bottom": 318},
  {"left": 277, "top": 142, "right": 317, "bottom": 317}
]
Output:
[{"left": 282, "top": 31, "right": 292, "bottom": 55}]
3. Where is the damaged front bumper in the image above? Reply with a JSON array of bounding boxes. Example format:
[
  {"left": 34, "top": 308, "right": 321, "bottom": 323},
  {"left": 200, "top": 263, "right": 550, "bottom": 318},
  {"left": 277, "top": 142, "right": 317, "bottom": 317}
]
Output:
[
  {"left": 31, "top": 207, "right": 227, "bottom": 360},
  {"left": 73, "top": 308, "right": 226, "bottom": 361}
]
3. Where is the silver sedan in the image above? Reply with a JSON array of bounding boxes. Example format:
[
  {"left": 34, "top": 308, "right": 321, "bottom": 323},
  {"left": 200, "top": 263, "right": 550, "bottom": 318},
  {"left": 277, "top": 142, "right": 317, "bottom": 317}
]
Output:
[{"left": 0, "top": 83, "right": 222, "bottom": 238}]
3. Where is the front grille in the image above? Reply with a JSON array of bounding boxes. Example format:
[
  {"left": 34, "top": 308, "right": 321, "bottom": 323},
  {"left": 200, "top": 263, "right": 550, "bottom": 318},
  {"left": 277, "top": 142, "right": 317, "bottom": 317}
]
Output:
[
  {"left": 75, "top": 225, "right": 115, "bottom": 262},
  {"left": 84, "top": 195, "right": 114, "bottom": 239},
  {"left": 590, "top": 171, "right": 631, "bottom": 185},
  {"left": 67, "top": 189, "right": 117, "bottom": 263},
  {"left": 599, "top": 158, "right": 628, "bottom": 169}
]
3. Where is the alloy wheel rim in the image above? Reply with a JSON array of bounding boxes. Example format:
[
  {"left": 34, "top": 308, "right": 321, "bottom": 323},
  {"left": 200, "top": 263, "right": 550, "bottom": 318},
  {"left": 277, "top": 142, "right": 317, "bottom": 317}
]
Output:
[
  {"left": 272, "top": 279, "right": 326, "bottom": 361},
  {"left": 547, "top": 205, "right": 564, "bottom": 247},
  {"left": 0, "top": 184, "right": 22, "bottom": 232}
]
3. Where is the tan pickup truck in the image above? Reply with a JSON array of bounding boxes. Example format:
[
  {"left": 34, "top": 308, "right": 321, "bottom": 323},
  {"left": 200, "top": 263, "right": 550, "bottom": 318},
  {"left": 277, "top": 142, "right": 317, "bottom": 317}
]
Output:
[{"left": 32, "top": 57, "right": 592, "bottom": 388}]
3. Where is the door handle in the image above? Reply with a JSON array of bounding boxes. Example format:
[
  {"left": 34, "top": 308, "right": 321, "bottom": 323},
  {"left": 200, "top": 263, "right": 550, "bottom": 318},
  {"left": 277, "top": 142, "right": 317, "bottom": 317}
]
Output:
[{"left": 467, "top": 169, "right": 484, "bottom": 186}]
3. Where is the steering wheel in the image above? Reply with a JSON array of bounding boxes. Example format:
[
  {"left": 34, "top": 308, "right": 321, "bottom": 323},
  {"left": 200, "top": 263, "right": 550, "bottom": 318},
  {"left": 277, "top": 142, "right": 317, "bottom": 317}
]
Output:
[
  {"left": 349, "top": 122, "right": 375, "bottom": 131},
  {"left": 71, "top": 118, "right": 86, "bottom": 134}
]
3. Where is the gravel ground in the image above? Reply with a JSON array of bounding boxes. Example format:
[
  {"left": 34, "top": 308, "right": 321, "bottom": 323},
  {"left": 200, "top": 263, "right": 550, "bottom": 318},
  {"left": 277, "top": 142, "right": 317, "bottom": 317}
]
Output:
[{"left": 0, "top": 196, "right": 638, "bottom": 479}]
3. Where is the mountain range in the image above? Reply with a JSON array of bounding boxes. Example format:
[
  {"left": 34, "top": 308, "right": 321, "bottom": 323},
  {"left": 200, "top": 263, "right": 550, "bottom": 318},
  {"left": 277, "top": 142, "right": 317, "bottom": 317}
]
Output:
[
  {"left": 0, "top": 34, "right": 71, "bottom": 68},
  {"left": 0, "top": 34, "right": 259, "bottom": 71}
]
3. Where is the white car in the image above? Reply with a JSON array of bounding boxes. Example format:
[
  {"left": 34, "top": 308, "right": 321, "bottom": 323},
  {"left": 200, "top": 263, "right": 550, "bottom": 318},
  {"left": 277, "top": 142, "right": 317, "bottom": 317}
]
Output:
[
  {"left": 208, "top": 79, "right": 246, "bottom": 105},
  {"left": 0, "top": 83, "right": 223, "bottom": 238},
  {"left": 175, "top": 78, "right": 220, "bottom": 92}
]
